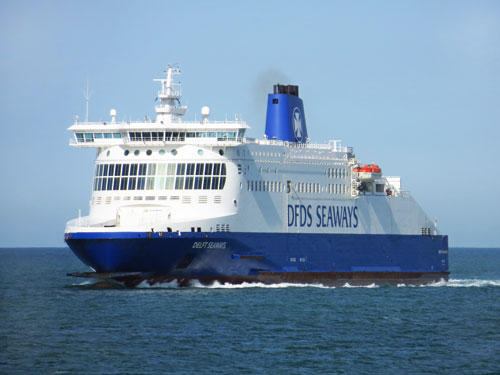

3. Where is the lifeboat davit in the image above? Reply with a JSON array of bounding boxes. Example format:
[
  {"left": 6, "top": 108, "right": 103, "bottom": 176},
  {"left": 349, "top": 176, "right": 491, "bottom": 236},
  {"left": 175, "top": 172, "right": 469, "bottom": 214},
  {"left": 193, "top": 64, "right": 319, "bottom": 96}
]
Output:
[{"left": 353, "top": 164, "right": 382, "bottom": 181}]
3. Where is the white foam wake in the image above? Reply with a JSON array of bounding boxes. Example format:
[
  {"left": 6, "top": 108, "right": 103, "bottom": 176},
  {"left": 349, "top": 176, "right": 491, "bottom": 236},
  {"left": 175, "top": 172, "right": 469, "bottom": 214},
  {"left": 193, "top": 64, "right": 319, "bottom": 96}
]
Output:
[
  {"left": 79, "top": 278, "right": 500, "bottom": 289},
  {"left": 342, "top": 282, "right": 379, "bottom": 288},
  {"left": 426, "top": 278, "right": 500, "bottom": 288},
  {"left": 189, "top": 280, "right": 335, "bottom": 289},
  {"left": 395, "top": 279, "right": 500, "bottom": 288},
  {"left": 73, "top": 280, "right": 94, "bottom": 286},
  {"left": 135, "top": 280, "right": 384, "bottom": 289},
  {"left": 136, "top": 279, "right": 180, "bottom": 288},
  {"left": 136, "top": 279, "right": 500, "bottom": 289}
]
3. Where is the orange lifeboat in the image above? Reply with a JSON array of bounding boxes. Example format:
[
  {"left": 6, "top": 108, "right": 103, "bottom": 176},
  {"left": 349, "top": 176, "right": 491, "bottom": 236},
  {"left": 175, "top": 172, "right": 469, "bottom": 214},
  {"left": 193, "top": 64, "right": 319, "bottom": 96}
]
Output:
[{"left": 353, "top": 164, "right": 382, "bottom": 180}]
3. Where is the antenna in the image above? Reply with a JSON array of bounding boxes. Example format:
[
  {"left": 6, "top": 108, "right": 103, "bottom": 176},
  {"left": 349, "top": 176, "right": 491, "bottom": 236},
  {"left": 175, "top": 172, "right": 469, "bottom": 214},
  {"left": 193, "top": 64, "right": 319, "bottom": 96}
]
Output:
[{"left": 84, "top": 77, "right": 91, "bottom": 122}]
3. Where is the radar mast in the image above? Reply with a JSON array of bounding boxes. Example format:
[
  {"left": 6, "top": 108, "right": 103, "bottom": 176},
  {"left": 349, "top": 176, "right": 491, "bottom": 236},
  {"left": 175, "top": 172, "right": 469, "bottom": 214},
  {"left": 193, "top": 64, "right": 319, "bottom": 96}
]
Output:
[{"left": 153, "top": 65, "right": 187, "bottom": 123}]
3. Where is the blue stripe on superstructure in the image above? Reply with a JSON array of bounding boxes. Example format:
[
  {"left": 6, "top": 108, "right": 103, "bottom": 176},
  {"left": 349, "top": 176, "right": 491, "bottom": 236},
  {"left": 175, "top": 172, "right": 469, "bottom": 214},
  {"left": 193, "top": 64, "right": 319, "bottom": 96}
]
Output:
[{"left": 65, "top": 232, "right": 448, "bottom": 275}]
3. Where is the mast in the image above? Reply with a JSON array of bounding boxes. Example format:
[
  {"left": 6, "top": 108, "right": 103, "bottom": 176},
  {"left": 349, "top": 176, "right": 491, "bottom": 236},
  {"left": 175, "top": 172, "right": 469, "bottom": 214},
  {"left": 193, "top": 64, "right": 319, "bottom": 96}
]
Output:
[{"left": 153, "top": 65, "right": 187, "bottom": 123}]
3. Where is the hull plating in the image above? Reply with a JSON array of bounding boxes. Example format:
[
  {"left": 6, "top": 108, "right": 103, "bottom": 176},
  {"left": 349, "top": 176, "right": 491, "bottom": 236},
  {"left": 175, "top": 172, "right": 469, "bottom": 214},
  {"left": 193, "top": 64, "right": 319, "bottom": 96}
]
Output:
[{"left": 65, "top": 232, "right": 448, "bottom": 285}]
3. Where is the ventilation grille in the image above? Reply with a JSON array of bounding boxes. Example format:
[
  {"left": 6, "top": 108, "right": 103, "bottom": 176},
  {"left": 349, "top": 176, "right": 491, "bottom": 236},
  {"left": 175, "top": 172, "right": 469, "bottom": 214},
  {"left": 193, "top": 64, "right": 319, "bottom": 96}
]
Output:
[
  {"left": 216, "top": 224, "right": 230, "bottom": 232},
  {"left": 182, "top": 196, "right": 192, "bottom": 204},
  {"left": 105, "top": 197, "right": 112, "bottom": 204},
  {"left": 214, "top": 196, "right": 222, "bottom": 204},
  {"left": 145, "top": 196, "right": 155, "bottom": 201},
  {"left": 158, "top": 196, "right": 168, "bottom": 201},
  {"left": 421, "top": 227, "right": 431, "bottom": 236},
  {"left": 198, "top": 196, "right": 208, "bottom": 204}
]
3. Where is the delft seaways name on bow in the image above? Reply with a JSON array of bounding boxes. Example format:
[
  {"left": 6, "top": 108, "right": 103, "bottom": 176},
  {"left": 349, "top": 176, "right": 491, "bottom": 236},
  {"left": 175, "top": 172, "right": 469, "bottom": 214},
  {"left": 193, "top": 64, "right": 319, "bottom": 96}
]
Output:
[{"left": 288, "top": 204, "right": 359, "bottom": 228}]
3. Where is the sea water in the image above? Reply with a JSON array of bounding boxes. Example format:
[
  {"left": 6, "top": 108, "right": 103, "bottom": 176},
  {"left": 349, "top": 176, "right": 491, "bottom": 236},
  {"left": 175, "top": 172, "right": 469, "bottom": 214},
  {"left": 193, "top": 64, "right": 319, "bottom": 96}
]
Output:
[{"left": 1, "top": 247, "right": 499, "bottom": 374}]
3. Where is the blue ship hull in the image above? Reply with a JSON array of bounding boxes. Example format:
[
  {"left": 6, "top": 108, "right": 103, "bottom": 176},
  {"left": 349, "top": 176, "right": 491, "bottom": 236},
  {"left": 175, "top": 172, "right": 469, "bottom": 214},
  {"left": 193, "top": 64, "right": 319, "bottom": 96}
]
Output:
[{"left": 65, "top": 232, "right": 449, "bottom": 286}]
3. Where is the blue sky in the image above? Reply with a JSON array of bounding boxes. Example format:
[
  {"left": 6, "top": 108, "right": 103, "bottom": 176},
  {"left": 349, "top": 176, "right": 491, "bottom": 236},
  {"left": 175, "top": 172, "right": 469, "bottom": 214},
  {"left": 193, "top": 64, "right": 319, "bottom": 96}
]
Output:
[{"left": 0, "top": 0, "right": 499, "bottom": 247}]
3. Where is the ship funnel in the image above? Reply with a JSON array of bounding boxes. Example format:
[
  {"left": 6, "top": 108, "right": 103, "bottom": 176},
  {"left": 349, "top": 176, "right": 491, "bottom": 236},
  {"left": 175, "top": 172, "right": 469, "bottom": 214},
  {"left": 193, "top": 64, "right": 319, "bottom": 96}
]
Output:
[{"left": 264, "top": 84, "right": 308, "bottom": 143}]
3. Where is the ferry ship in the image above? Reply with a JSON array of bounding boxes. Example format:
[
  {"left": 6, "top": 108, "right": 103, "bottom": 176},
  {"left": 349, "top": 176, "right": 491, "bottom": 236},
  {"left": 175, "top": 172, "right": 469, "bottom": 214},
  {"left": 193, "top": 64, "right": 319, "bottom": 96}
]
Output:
[{"left": 65, "top": 65, "right": 449, "bottom": 287}]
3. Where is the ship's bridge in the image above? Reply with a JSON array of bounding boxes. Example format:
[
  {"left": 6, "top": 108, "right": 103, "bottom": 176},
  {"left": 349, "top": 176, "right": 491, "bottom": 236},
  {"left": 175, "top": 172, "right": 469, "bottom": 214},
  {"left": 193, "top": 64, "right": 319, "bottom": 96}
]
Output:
[
  {"left": 68, "top": 120, "right": 249, "bottom": 147},
  {"left": 68, "top": 65, "right": 249, "bottom": 148}
]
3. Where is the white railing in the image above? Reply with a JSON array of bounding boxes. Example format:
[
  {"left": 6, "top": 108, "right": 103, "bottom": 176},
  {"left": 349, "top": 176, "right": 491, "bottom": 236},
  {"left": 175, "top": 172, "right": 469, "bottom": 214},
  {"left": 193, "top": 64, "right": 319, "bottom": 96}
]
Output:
[
  {"left": 71, "top": 119, "right": 247, "bottom": 126},
  {"left": 69, "top": 138, "right": 124, "bottom": 146},
  {"left": 70, "top": 137, "right": 245, "bottom": 146},
  {"left": 65, "top": 217, "right": 90, "bottom": 228},
  {"left": 244, "top": 138, "right": 353, "bottom": 153}
]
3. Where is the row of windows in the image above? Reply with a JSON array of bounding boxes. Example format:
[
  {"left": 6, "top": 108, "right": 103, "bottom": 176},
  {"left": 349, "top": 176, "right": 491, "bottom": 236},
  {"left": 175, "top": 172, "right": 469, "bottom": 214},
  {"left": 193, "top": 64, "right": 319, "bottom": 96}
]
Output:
[
  {"left": 247, "top": 180, "right": 284, "bottom": 193},
  {"left": 249, "top": 151, "right": 282, "bottom": 158},
  {"left": 128, "top": 131, "right": 245, "bottom": 142},
  {"left": 75, "top": 131, "right": 245, "bottom": 143},
  {"left": 326, "top": 168, "right": 347, "bottom": 179},
  {"left": 76, "top": 132, "right": 122, "bottom": 143},
  {"left": 93, "top": 175, "right": 227, "bottom": 192},
  {"left": 296, "top": 182, "right": 322, "bottom": 194},
  {"left": 94, "top": 163, "right": 226, "bottom": 177},
  {"left": 245, "top": 180, "right": 347, "bottom": 195},
  {"left": 93, "top": 163, "right": 227, "bottom": 191},
  {"left": 328, "top": 184, "right": 347, "bottom": 195},
  {"left": 91, "top": 195, "right": 221, "bottom": 204},
  {"left": 296, "top": 182, "right": 347, "bottom": 195}
]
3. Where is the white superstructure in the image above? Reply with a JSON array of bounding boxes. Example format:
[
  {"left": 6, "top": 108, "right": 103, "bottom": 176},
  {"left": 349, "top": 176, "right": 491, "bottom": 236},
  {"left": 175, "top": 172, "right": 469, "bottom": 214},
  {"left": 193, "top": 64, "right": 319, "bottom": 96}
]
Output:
[{"left": 66, "top": 66, "right": 438, "bottom": 238}]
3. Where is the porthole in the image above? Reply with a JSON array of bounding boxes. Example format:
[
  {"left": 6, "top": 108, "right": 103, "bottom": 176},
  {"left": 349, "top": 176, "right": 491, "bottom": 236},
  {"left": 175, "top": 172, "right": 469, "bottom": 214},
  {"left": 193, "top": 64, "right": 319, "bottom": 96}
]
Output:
[
  {"left": 124, "top": 150, "right": 129, "bottom": 156},
  {"left": 219, "top": 149, "right": 224, "bottom": 156},
  {"left": 146, "top": 150, "right": 152, "bottom": 156},
  {"left": 134, "top": 150, "right": 140, "bottom": 156},
  {"left": 198, "top": 149, "right": 204, "bottom": 155},
  {"left": 159, "top": 150, "right": 165, "bottom": 155},
  {"left": 171, "top": 149, "right": 177, "bottom": 156}
]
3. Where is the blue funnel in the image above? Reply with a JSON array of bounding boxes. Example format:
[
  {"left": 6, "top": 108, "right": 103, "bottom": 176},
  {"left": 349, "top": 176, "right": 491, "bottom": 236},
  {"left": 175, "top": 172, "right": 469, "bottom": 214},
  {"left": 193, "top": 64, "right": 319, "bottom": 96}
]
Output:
[{"left": 265, "top": 84, "right": 308, "bottom": 143}]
